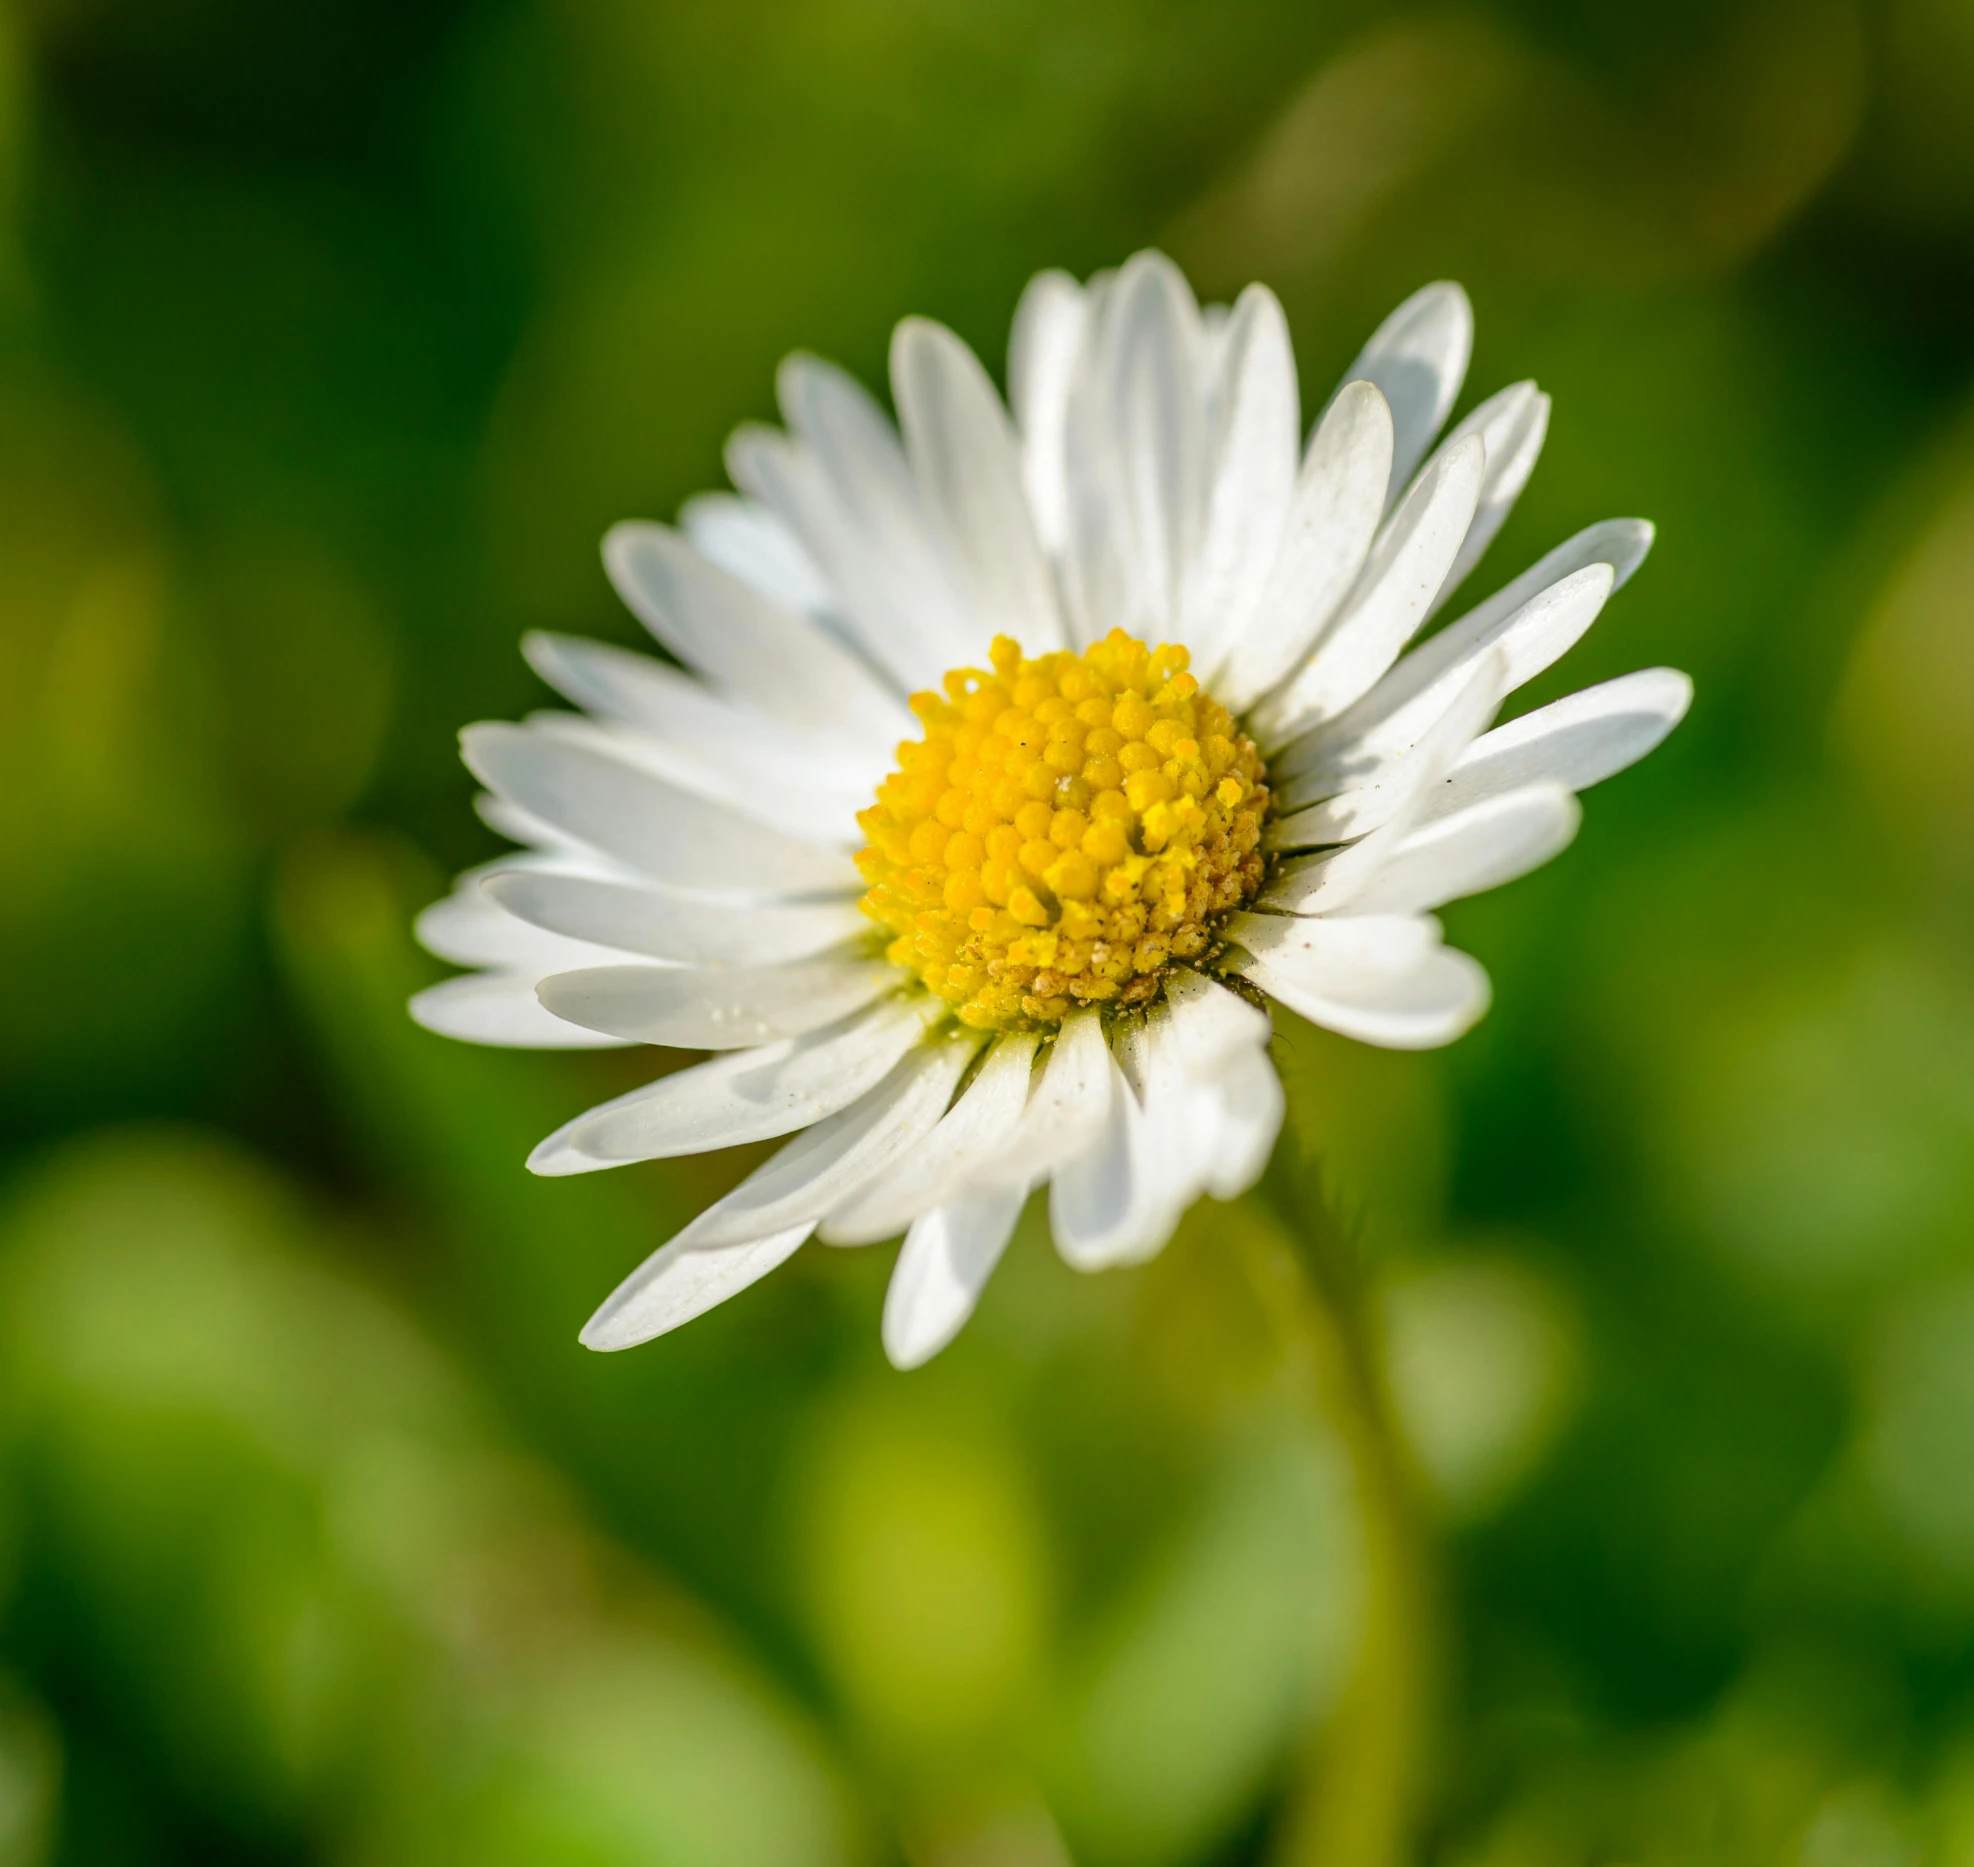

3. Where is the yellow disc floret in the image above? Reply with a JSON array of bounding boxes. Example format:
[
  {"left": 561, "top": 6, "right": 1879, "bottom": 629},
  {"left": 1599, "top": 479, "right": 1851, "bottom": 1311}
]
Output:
[{"left": 856, "top": 629, "right": 1271, "bottom": 1030}]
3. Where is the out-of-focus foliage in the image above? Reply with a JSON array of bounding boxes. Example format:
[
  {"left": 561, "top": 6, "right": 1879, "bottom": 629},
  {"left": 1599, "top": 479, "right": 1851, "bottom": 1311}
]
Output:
[
  {"left": 0, "top": 1134, "right": 860, "bottom": 1866},
  {"left": 1, "top": 0, "right": 1973, "bottom": 1863}
]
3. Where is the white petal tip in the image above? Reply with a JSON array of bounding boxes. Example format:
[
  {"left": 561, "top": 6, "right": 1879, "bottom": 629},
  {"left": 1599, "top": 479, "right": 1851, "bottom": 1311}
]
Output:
[
  {"left": 880, "top": 1328, "right": 947, "bottom": 1373},
  {"left": 1335, "top": 376, "right": 1395, "bottom": 418},
  {"left": 410, "top": 976, "right": 631, "bottom": 1052},
  {"left": 526, "top": 1134, "right": 614, "bottom": 1177},
  {"left": 879, "top": 1278, "right": 963, "bottom": 1371},
  {"left": 599, "top": 519, "right": 659, "bottom": 573},
  {"left": 405, "top": 984, "right": 451, "bottom": 1035},
  {"left": 879, "top": 1197, "right": 1020, "bottom": 1369},
  {"left": 578, "top": 1291, "right": 672, "bottom": 1351},
  {"left": 1385, "top": 279, "right": 1475, "bottom": 348},
  {"left": 1427, "top": 281, "right": 1475, "bottom": 337},
  {"left": 1609, "top": 520, "right": 1656, "bottom": 585},
  {"left": 578, "top": 1316, "right": 637, "bottom": 1352}
]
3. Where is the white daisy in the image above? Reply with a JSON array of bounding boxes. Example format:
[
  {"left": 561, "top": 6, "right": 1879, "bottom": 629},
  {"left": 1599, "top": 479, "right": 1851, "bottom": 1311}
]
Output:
[{"left": 413, "top": 252, "right": 1690, "bottom": 1370}]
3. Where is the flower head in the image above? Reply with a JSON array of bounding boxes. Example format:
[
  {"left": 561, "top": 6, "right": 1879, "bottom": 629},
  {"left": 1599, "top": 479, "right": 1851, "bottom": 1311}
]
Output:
[{"left": 413, "top": 253, "right": 1690, "bottom": 1369}]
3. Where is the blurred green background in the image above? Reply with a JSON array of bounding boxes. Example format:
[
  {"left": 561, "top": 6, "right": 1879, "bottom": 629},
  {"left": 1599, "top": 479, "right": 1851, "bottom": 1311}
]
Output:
[{"left": 2, "top": 0, "right": 1973, "bottom": 1861}]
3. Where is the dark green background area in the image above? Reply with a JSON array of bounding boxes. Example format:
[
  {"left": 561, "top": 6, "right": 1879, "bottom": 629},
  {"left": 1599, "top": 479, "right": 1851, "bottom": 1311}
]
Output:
[{"left": 3, "top": 0, "right": 1974, "bottom": 1862}]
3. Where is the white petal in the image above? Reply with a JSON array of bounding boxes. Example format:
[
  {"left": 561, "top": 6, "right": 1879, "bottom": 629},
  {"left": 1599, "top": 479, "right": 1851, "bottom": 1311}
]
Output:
[
  {"left": 1214, "top": 380, "right": 1393, "bottom": 711},
  {"left": 721, "top": 426, "right": 913, "bottom": 692},
  {"left": 1062, "top": 254, "right": 1205, "bottom": 644},
  {"left": 475, "top": 787, "right": 572, "bottom": 854},
  {"left": 1057, "top": 273, "right": 1128, "bottom": 645},
  {"left": 1427, "top": 382, "right": 1549, "bottom": 617},
  {"left": 1248, "top": 432, "right": 1486, "bottom": 749},
  {"left": 882, "top": 1189, "right": 1025, "bottom": 1370},
  {"left": 1009, "top": 270, "right": 1087, "bottom": 557},
  {"left": 892, "top": 316, "right": 1064, "bottom": 651},
  {"left": 602, "top": 521, "right": 905, "bottom": 745},
  {"left": 535, "top": 950, "right": 898, "bottom": 1049},
  {"left": 1146, "top": 974, "right": 1282, "bottom": 1206},
  {"left": 1234, "top": 914, "right": 1491, "bottom": 1050},
  {"left": 1113, "top": 1013, "right": 1213, "bottom": 1248},
  {"left": 768, "top": 354, "right": 983, "bottom": 677},
  {"left": 1201, "top": 1043, "right": 1286, "bottom": 1198},
  {"left": 415, "top": 876, "right": 634, "bottom": 973},
  {"left": 1196, "top": 299, "right": 1234, "bottom": 402},
  {"left": 1270, "top": 640, "right": 1508, "bottom": 860},
  {"left": 1105, "top": 252, "right": 1206, "bottom": 638},
  {"left": 409, "top": 973, "right": 632, "bottom": 1050},
  {"left": 483, "top": 870, "right": 864, "bottom": 967},
  {"left": 580, "top": 1224, "right": 813, "bottom": 1352},
  {"left": 413, "top": 886, "right": 509, "bottom": 968},
  {"left": 1267, "top": 789, "right": 1375, "bottom": 851},
  {"left": 527, "top": 994, "right": 945, "bottom": 1174},
  {"left": 1182, "top": 284, "right": 1300, "bottom": 682},
  {"left": 1442, "top": 517, "right": 1654, "bottom": 650},
  {"left": 1228, "top": 908, "right": 1444, "bottom": 972},
  {"left": 1049, "top": 1043, "right": 1149, "bottom": 1271},
  {"left": 678, "top": 492, "right": 833, "bottom": 616},
  {"left": 1424, "top": 667, "right": 1693, "bottom": 823},
  {"left": 461, "top": 722, "right": 858, "bottom": 897},
  {"left": 966, "top": 1007, "right": 1113, "bottom": 1195},
  {"left": 524, "top": 631, "right": 828, "bottom": 769},
  {"left": 1051, "top": 996, "right": 1263, "bottom": 1273},
  {"left": 1276, "top": 556, "right": 1624, "bottom": 813},
  {"left": 686, "top": 1030, "right": 983, "bottom": 1247},
  {"left": 1163, "top": 966, "right": 1274, "bottom": 1073},
  {"left": 823, "top": 1030, "right": 1041, "bottom": 1245},
  {"left": 1341, "top": 783, "right": 1582, "bottom": 916},
  {"left": 1333, "top": 281, "right": 1473, "bottom": 504},
  {"left": 521, "top": 638, "right": 869, "bottom": 845},
  {"left": 523, "top": 708, "right": 863, "bottom": 852}
]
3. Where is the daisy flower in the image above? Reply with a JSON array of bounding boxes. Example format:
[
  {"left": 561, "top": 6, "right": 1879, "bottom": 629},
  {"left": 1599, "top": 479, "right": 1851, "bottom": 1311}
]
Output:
[{"left": 413, "top": 253, "right": 1689, "bottom": 1369}]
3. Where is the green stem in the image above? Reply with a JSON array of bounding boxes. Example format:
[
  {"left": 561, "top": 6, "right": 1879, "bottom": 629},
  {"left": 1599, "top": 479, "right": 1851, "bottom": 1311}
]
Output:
[{"left": 1242, "top": 1180, "right": 1439, "bottom": 1867}]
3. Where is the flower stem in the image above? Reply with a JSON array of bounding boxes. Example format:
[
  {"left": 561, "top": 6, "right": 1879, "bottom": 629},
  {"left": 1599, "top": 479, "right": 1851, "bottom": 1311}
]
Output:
[{"left": 1242, "top": 1170, "right": 1439, "bottom": 1867}]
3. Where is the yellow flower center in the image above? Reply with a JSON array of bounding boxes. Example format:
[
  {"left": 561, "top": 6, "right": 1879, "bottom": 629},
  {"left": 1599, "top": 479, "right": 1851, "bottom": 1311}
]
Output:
[{"left": 856, "top": 629, "right": 1271, "bottom": 1030}]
